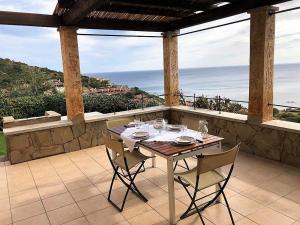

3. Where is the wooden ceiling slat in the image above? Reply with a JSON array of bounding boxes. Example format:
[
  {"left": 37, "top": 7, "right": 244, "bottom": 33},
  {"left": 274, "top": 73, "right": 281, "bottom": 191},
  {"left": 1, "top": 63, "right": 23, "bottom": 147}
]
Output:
[
  {"left": 170, "top": 0, "right": 292, "bottom": 30},
  {"left": 77, "top": 18, "right": 169, "bottom": 31},
  {"left": 96, "top": 4, "right": 191, "bottom": 17},
  {"left": 63, "top": 0, "right": 107, "bottom": 25}
]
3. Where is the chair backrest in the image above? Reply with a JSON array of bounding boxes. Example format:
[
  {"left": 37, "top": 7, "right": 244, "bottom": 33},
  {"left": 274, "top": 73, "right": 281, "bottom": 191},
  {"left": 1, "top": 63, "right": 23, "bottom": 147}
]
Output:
[
  {"left": 197, "top": 144, "right": 240, "bottom": 175},
  {"left": 106, "top": 117, "right": 133, "bottom": 129},
  {"left": 103, "top": 135, "right": 125, "bottom": 156}
]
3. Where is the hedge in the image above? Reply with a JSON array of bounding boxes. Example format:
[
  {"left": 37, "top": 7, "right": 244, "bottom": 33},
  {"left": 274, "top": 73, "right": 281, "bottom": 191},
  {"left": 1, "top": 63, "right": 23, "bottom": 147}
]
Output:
[{"left": 0, "top": 93, "right": 159, "bottom": 130}]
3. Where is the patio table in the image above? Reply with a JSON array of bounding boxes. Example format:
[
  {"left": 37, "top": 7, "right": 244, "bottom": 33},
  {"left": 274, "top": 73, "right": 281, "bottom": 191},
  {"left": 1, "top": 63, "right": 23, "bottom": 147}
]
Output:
[{"left": 108, "top": 125, "right": 224, "bottom": 225}]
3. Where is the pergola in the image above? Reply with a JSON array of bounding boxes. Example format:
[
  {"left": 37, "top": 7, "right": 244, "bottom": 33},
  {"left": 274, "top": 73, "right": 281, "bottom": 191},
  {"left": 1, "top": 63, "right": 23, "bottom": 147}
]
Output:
[{"left": 0, "top": 0, "right": 292, "bottom": 124}]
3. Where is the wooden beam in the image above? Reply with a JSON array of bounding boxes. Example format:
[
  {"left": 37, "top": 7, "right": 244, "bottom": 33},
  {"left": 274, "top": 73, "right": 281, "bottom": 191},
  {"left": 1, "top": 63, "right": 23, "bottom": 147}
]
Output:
[
  {"left": 63, "top": 0, "right": 109, "bottom": 25},
  {"left": 77, "top": 18, "right": 168, "bottom": 32},
  {"left": 170, "top": 0, "right": 291, "bottom": 30},
  {"left": 0, "top": 11, "right": 60, "bottom": 27},
  {"left": 163, "top": 31, "right": 180, "bottom": 107},
  {"left": 248, "top": 6, "right": 277, "bottom": 123},
  {"left": 59, "top": 27, "right": 84, "bottom": 121}
]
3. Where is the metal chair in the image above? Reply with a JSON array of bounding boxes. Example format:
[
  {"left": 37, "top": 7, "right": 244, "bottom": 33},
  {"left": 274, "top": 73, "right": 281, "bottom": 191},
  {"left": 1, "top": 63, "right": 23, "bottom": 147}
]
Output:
[
  {"left": 104, "top": 135, "right": 151, "bottom": 212},
  {"left": 175, "top": 144, "right": 240, "bottom": 225}
]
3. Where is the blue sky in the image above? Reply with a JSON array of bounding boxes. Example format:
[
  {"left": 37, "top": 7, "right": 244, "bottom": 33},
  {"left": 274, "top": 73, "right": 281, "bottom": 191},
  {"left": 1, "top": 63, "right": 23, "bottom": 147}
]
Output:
[{"left": 0, "top": 0, "right": 299, "bottom": 73}]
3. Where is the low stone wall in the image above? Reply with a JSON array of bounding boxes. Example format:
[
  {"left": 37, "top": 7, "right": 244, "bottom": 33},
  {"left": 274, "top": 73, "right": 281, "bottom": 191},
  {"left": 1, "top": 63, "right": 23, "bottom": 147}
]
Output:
[
  {"left": 170, "top": 106, "right": 300, "bottom": 167},
  {"left": 4, "top": 108, "right": 167, "bottom": 164},
  {"left": 3, "top": 111, "right": 61, "bottom": 128}
]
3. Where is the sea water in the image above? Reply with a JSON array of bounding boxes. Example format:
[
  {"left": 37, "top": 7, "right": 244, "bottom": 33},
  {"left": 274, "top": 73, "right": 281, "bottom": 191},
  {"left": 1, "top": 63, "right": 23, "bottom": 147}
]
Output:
[{"left": 89, "top": 63, "right": 300, "bottom": 107}]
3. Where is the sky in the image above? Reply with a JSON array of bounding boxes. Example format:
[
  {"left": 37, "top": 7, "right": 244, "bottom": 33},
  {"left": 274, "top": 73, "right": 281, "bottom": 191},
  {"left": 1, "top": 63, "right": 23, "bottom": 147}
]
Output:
[{"left": 0, "top": 0, "right": 299, "bottom": 73}]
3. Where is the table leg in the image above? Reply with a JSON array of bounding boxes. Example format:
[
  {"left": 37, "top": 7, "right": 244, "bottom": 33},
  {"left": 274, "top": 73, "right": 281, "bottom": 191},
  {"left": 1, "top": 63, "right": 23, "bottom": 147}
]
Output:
[
  {"left": 151, "top": 153, "right": 156, "bottom": 168},
  {"left": 167, "top": 157, "right": 176, "bottom": 225},
  {"left": 216, "top": 141, "right": 223, "bottom": 203}
]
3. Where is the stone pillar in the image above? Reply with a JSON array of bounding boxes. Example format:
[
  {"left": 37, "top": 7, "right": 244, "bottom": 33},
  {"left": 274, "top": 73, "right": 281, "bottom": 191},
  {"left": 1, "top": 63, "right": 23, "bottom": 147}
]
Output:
[
  {"left": 59, "top": 26, "right": 84, "bottom": 121},
  {"left": 163, "top": 31, "right": 180, "bottom": 107},
  {"left": 248, "top": 6, "right": 277, "bottom": 123}
]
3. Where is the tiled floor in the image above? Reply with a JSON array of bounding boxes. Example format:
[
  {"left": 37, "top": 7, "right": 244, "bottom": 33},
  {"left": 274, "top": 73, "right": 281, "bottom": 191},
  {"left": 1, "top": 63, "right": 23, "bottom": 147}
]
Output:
[{"left": 1, "top": 145, "right": 300, "bottom": 225}]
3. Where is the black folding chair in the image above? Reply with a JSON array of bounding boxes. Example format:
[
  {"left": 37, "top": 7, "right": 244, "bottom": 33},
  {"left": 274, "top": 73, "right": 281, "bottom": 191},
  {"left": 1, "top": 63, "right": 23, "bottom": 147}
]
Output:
[
  {"left": 104, "top": 135, "right": 151, "bottom": 212},
  {"left": 175, "top": 144, "right": 240, "bottom": 225}
]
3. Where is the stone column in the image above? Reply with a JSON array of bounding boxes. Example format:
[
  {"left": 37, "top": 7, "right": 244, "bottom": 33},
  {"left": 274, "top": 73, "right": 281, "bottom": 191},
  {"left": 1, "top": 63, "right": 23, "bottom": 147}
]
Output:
[
  {"left": 59, "top": 26, "right": 84, "bottom": 121},
  {"left": 163, "top": 31, "right": 180, "bottom": 107},
  {"left": 248, "top": 6, "right": 277, "bottom": 123}
]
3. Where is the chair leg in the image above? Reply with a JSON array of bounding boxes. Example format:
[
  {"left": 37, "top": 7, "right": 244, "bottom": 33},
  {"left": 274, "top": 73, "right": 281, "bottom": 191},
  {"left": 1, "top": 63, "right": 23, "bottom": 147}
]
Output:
[
  {"left": 178, "top": 177, "right": 206, "bottom": 225},
  {"left": 108, "top": 168, "right": 118, "bottom": 201},
  {"left": 174, "top": 159, "right": 190, "bottom": 172},
  {"left": 173, "top": 161, "right": 179, "bottom": 172},
  {"left": 183, "top": 159, "right": 190, "bottom": 170},
  {"left": 219, "top": 184, "right": 235, "bottom": 225}
]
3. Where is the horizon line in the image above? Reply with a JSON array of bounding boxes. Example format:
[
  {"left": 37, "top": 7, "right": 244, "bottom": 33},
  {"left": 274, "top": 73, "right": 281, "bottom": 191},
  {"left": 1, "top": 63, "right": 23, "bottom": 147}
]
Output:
[{"left": 86, "top": 62, "right": 300, "bottom": 75}]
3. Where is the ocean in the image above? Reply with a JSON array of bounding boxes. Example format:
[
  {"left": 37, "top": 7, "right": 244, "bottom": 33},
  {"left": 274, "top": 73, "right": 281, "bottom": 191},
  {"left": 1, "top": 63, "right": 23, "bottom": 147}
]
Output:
[{"left": 89, "top": 63, "right": 300, "bottom": 107}]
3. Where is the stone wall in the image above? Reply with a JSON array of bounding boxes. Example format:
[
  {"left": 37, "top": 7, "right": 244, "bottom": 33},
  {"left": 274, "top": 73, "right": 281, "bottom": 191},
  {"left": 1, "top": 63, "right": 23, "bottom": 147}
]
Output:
[
  {"left": 5, "top": 109, "right": 167, "bottom": 164},
  {"left": 3, "top": 111, "right": 61, "bottom": 128},
  {"left": 170, "top": 109, "right": 300, "bottom": 167}
]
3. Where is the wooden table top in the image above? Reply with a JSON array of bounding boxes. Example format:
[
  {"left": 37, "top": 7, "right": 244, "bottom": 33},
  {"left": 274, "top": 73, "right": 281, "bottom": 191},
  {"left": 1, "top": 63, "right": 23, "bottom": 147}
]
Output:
[{"left": 108, "top": 126, "right": 224, "bottom": 157}]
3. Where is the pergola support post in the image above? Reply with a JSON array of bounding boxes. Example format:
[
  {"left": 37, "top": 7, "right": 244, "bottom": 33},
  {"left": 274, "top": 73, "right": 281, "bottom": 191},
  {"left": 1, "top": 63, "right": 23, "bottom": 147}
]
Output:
[
  {"left": 59, "top": 26, "right": 84, "bottom": 121},
  {"left": 248, "top": 6, "right": 277, "bottom": 124},
  {"left": 163, "top": 31, "right": 180, "bottom": 107}
]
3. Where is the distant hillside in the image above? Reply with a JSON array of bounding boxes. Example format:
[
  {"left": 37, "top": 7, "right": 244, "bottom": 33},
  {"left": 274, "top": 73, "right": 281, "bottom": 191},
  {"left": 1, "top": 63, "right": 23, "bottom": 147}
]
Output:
[
  {"left": 0, "top": 58, "right": 63, "bottom": 89},
  {"left": 0, "top": 58, "right": 110, "bottom": 93}
]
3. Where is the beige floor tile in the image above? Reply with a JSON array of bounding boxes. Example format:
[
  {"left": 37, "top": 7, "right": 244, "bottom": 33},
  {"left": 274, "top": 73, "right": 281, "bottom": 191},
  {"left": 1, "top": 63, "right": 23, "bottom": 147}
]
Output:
[
  {"left": 9, "top": 188, "right": 40, "bottom": 208},
  {"left": 145, "top": 188, "right": 169, "bottom": 208},
  {"left": 94, "top": 175, "right": 124, "bottom": 194},
  {"left": 286, "top": 188, "right": 300, "bottom": 204},
  {"left": 0, "top": 198, "right": 10, "bottom": 212},
  {"left": 242, "top": 187, "right": 281, "bottom": 205},
  {"left": 248, "top": 207, "right": 295, "bottom": 225},
  {"left": 0, "top": 210, "right": 12, "bottom": 225},
  {"left": 259, "top": 179, "right": 297, "bottom": 196},
  {"left": 11, "top": 200, "right": 45, "bottom": 222},
  {"left": 128, "top": 209, "right": 168, "bottom": 225},
  {"left": 47, "top": 203, "right": 83, "bottom": 225},
  {"left": 42, "top": 192, "right": 75, "bottom": 211},
  {"left": 61, "top": 217, "right": 89, "bottom": 225},
  {"left": 88, "top": 171, "right": 112, "bottom": 184},
  {"left": 228, "top": 177, "right": 257, "bottom": 194},
  {"left": 70, "top": 185, "right": 101, "bottom": 202},
  {"left": 236, "top": 217, "right": 258, "bottom": 225},
  {"left": 38, "top": 182, "right": 68, "bottom": 199},
  {"left": 77, "top": 194, "right": 111, "bottom": 215},
  {"left": 176, "top": 213, "right": 214, "bottom": 225},
  {"left": 203, "top": 203, "right": 243, "bottom": 225},
  {"left": 13, "top": 213, "right": 50, "bottom": 225},
  {"left": 0, "top": 188, "right": 9, "bottom": 200},
  {"left": 121, "top": 198, "right": 153, "bottom": 219},
  {"left": 86, "top": 206, "right": 127, "bottom": 225},
  {"left": 228, "top": 194, "right": 263, "bottom": 216},
  {"left": 152, "top": 199, "right": 187, "bottom": 221},
  {"left": 35, "top": 175, "right": 62, "bottom": 187},
  {"left": 269, "top": 197, "right": 300, "bottom": 220},
  {"left": 64, "top": 176, "right": 92, "bottom": 191},
  {"left": 103, "top": 187, "right": 135, "bottom": 205}
]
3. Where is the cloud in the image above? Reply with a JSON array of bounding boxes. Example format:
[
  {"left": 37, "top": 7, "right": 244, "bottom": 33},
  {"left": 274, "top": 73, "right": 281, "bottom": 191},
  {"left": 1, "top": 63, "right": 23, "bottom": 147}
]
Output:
[{"left": 0, "top": 1, "right": 299, "bottom": 72}]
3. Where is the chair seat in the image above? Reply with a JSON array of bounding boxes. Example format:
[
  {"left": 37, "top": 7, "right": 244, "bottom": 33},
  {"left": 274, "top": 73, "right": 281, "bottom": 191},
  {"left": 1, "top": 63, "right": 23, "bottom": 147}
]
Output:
[
  {"left": 113, "top": 150, "right": 150, "bottom": 170},
  {"left": 175, "top": 168, "right": 225, "bottom": 190}
]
